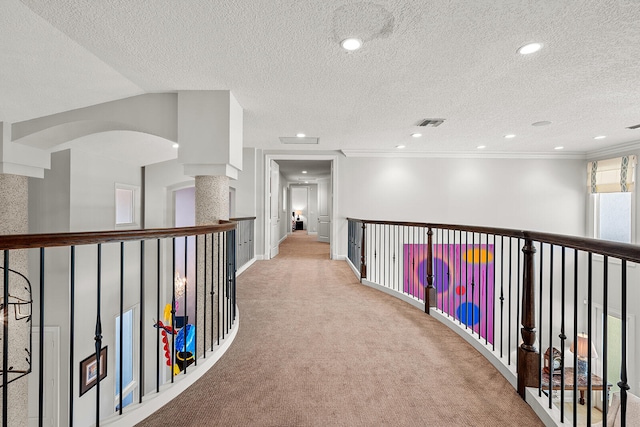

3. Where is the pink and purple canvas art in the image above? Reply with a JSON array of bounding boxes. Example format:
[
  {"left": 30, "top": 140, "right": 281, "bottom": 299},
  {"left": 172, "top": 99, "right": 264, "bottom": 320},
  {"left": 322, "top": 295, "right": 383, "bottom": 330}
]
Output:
[{"left": 403, "top": 244, "right": 494, "bottom": 343}]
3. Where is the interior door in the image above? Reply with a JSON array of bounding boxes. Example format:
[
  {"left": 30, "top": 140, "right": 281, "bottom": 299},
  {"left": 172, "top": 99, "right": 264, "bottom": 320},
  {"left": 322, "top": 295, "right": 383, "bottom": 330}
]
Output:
[
  {"left": 270, "top": 160, "right": 280, "bottom": 257},
  {"left": 28, "top": 327, "right": 59, "bottom": 427},
  {"left": 317, "top": 176, "right": 331, "bottom": 243}
]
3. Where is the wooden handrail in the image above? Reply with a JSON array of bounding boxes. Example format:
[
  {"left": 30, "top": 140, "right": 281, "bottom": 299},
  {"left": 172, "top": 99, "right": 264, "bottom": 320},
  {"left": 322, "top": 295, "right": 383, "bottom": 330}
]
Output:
[
  {"left": 229, "top": 216, "right": 257, "bottom": 222},
  {"left": 0, "top": 222, "right": 236, "bottom": 250},
  {"left": 346, "top": 217, "right": 640, "bottom": 263}
]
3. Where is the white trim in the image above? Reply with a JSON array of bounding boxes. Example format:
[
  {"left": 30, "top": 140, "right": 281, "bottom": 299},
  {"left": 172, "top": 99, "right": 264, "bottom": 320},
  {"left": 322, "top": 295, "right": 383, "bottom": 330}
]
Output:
[
  {"left": 586, "top": 139, "right": 640, "bottom": 160},
  {"left": 264, "top": 154, "right": 339, "bottom": 260},
  {"left": 340, "top": 149, "right": 586, "bottom": 160},
  {"left": 28, "top": 326, "right": 60, "bottom": 427},
  {"left": 236, "top": 257, "right": 256, "bottom": 276},
  {"left": 115, "top": 183, "right": 141, "bottom": 228},
  {"left": 101, "top": 307, "right": 240, "bottom": 427},
  {"left": 341, "top": 139, "right": 640, "bottom": 160},
  {"left": 429, "top": 309, "right": 518, "bottom": 389},
  {"left": 345, "top": 257, "right": 360, "bottom": 278},
  {"left": 361, "top": 279, "right": 424, "bottom": 311},
  {"left": 524, "top": 387, "right": 565, "bottom": 427}
]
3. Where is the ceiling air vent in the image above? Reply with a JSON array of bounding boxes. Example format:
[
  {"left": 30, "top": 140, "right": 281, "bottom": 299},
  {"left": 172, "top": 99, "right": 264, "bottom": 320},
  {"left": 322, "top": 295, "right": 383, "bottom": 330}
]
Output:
[
  {"left": 627, "top": 124, "right": 640, "bottom": 130},
  {"left": 416, "top": 118, "right": 446, "bottom": 127},
  {"left": 279, "top": 137, "right": 319, "bottom": 144}
]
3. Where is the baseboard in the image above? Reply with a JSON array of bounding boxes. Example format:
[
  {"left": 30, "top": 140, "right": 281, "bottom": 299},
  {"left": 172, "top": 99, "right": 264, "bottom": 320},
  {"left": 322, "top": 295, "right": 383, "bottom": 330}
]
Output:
[
  {"left": 361, "top": 279, "right": 425, "bottom": 312},
  {"left": 429, "top": 309, "right": 517, "bottom": 389},
  {"left": 236, "top": 257, "right": 256, "bottom": 276},
  {"left": 345, "top": 258, "right": 360, "bottom": 277},
  {"left": 525, "top": 387, "right": 564, "bottom": 427}
]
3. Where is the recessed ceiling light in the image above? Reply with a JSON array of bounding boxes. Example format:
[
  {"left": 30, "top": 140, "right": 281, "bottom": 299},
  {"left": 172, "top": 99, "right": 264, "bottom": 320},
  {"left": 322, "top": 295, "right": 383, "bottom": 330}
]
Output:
[
  {"left": 554, "top": 146, "right": 564, "bottom": 150},
  {"left": 594, "top": 135, "right": 606, "bottom": 140},
  {"left": 396, "top": 145, "right": 406, "bottom": 149},
  {"left": 305, "top": 181, "right": 309, "bottom": 184},
  {"left": 302, "top": 170, "right": 307, "bottom": 174},
  {"left": 532, "top": 121, "right": 552, "bottom": 127},
  {"left": 172, "top": 143, "right": 179, "bottom": 148},
  {"left": 477, "top": 145, "right": 486, "bottom": 149},
  {"left": 518, "top": 42, "right": 542, "bottom": 55},
  {"left": 504, "top": 134, "right": 516, "bottom": 139},
  {"left": 411, "top": 133, "right": 422, "bottom": 138},
  {"left": 296, "top": 133, "right": 306, "bottom": 138},
  {"left": 341, "top": 38, "right": 362, "bottom": 51}
]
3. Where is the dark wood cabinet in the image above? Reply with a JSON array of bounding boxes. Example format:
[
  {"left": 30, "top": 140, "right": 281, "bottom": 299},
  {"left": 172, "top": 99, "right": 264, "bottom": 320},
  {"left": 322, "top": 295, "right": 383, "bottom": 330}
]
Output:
[{"left": 295, "top": 220, "right": 303, "bottom": 230}]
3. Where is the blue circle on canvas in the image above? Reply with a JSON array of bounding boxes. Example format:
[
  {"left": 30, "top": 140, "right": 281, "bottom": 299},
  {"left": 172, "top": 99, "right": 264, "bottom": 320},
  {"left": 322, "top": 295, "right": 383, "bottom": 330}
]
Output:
[{"left": 456, "top": 302, "right": 480, "bottom": 326}]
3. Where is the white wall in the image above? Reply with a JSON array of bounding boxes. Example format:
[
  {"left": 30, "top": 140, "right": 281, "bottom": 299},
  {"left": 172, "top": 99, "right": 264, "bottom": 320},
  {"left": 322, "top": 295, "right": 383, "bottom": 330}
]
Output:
[
  {"left": 144, "top": 158, "right": 193, "bottom": 228},
  {"left": 336, "top": 156, "right": 586, "bottom": 257},
  {"left": 28, "top": 150, "right": 71, "bottom": 233},
  {"left": 29, "top": 147, "right": 148, "bottom": 426},
  {"left": 233, "top": 148, "right": 257, "bottom": 218}
]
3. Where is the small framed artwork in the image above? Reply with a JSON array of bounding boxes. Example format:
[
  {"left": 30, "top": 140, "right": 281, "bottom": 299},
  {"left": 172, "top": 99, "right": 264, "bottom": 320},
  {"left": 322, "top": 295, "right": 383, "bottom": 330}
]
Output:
[{"left": 80, "top": 347, "right": 108, "bottom": 396}]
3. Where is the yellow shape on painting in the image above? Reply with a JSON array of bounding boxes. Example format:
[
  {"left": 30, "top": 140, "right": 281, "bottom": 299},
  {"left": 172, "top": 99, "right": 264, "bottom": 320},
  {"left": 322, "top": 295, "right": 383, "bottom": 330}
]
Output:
[
  {"left": 163, "top": 303, "right": 173, "bottom": 324},
  {"left": 462, "top": 248, "right": 493, "bottom": 264}
]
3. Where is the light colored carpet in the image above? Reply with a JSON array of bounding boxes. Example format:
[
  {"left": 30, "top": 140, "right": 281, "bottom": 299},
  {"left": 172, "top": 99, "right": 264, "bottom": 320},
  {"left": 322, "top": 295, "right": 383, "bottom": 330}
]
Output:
[{"left": 137, "top": 232, "right": 544, "bottom": 426}]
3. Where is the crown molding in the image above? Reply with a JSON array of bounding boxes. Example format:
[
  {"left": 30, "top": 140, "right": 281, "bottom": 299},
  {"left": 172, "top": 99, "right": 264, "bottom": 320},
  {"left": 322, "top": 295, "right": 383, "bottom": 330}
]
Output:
[
  {"left": 585, "top": 139, "right": 640, "bottom": 160},
  {"left": 340, "top": 149, "right": 586, "bottom": 160}
]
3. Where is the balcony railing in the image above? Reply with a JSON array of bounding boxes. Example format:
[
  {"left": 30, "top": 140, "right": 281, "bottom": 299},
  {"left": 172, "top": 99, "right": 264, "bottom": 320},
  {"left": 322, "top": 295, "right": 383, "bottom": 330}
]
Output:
[
  {"left": 347, "top": 218, "right": 637, "bottom": 427},
  {"left": 0, "top": 217, "right": 255, "bottom": 426}
]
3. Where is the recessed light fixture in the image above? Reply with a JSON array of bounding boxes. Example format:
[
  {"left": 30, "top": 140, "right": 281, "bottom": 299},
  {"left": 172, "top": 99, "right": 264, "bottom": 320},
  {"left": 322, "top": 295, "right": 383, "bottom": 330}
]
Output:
[
  {"left": 172, "top": 143, "right": 179, "bottom": 148},
  {"left": 504, "top": 134, "right": 516, "bottom": 139},
  {"left": 396, "top": 145, "right": 406, "bottom": 149},
  {"left": 302, "top": 170, "right": 307, "bottom": 174},
  {"left": 532, "top": 121, "right": 552, "bottom": 127},
  {"left": 341, "top": 38, "right": 362, "bottom": 51},
  {"left": 477, "top": 145, "right": 486, "bottom": 149},
  {"left": 411, "top": 133, "right": 422, "bottom": 138},
  {"left": 296, "top": 133, "right": 306, "bottom": 138},
  {"left": 518, "top": 42, "right": 542, "bottom": 55},
  {"left": 305, "top": 181, "right": 309, "bottom": 184},
  {"left": 554, "top": 146, "right": 564, "bottom": 150},
  {"left": 594, "top": 135, "right": 606, "bottom": 140}
]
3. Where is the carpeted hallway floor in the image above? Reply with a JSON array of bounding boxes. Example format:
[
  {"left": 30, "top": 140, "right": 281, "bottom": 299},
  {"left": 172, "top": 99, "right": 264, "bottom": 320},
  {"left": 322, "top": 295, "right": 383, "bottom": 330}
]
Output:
[{"left": 137, "top": 232, "right": 544, "bottom": 426}]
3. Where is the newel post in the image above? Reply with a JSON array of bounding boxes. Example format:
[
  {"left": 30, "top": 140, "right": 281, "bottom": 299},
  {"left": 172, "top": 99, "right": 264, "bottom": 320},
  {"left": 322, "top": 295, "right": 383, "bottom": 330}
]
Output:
[
  {"left": 424, "top": 227, "right": 436, "bottom": 314},
  {"left": 359, "top": 222, "right": 367, "bottom": 281},
  {"left": 517, "top": 238, "right": 540, "bottom": 398}
]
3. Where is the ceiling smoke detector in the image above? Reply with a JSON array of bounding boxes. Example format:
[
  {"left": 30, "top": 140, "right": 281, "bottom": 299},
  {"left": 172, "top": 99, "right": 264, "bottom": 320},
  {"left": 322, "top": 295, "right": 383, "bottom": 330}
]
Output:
[{"left": 416, "top": 118, "right": 446, "bottom": 127}]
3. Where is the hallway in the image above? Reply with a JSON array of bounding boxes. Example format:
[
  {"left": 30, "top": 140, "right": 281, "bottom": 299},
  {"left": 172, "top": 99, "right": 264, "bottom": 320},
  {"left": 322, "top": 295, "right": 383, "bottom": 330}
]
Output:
[{"left": 137, "top": 232, "right": 543, "bottom": 426}]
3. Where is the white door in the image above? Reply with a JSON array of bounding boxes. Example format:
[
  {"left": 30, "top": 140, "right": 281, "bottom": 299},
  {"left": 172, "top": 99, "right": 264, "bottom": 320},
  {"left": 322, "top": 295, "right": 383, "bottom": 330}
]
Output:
[
  {"left": 270, "top": 160, "right": 281, "bottom": 257},
  {"left": 28, "top": 327, "right": 59, "bottom": 427},
  {"left": 317, "top": 177, "right": 331, "bottom": 243}
]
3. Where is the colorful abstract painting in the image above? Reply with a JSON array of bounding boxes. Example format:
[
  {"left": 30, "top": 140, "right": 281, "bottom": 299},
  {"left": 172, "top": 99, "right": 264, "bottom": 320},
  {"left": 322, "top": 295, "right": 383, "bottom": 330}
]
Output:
[{"left": 403, "top": 244, "right": 494, "bottom": 343}]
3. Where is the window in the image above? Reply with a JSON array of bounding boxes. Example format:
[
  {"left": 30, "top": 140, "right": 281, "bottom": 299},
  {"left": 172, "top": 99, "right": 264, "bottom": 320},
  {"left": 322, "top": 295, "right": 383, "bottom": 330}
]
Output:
[
  {"left": 115, "top": 184, "right": 139, "bottom": 226},
  {"left": 588, "top": 156, "right": 636, "bottom": 243},
  {"left": 594, "top": 192, "right": 632, "bottom": 243},
  {"left": 115, "top": 309, "right": 136, "bottom": 411}
]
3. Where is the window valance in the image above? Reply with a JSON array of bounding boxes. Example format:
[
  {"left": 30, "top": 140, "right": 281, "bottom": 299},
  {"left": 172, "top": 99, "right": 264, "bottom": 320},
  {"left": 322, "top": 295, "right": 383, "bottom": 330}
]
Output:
[{"left": 587, "top": 155, "right": 637, "bottom": 193}]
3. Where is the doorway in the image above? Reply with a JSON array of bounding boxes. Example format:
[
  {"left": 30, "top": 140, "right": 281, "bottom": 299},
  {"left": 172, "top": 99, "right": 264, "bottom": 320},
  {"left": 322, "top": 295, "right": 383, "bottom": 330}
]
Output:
[{"left": 264, "top": 155, "right": 337, "bottom": 259}]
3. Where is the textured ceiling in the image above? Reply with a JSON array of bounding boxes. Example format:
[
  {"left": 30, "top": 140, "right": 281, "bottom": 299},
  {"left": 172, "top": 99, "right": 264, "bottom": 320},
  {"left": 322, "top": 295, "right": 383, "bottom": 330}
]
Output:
[{"left": 3, "top": 0, "right": 640, "bottom": 157}]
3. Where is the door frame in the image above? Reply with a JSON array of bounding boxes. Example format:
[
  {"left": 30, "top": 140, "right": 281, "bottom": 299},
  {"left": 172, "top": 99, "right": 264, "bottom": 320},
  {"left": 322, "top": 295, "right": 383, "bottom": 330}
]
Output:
[{"left": 264, "top": 154, "right": 338, "bottom": 259}]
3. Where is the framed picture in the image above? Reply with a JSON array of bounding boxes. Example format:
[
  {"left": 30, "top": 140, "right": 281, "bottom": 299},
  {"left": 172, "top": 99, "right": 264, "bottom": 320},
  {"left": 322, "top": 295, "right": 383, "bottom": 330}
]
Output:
[{"left": 80, "top": 346, "right": 107, "bottom": 396}]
